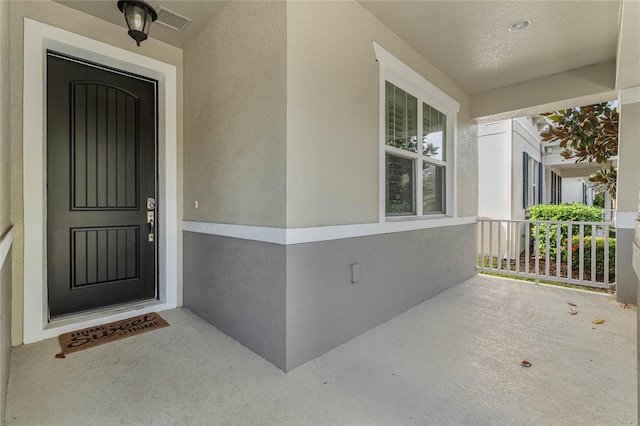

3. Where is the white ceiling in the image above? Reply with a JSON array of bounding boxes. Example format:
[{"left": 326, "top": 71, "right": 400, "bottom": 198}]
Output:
[
  {"left": 55, "top": 0, "right": 231, "bottom": 49},
  {"left": 55, "top": 0, "right": 624, "bottom": 95},
  {"left": 358, "top": 0, "right": 621, "bottom": 94}
]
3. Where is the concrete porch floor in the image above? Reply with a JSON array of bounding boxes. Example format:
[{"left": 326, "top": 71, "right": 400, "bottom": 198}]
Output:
[{"left": 5, "top": 275, "right": 637, "bottom": 425}]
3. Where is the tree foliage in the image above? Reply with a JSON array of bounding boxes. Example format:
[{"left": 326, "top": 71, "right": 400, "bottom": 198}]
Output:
[
  {"left": 588, "top": 166, "right": 617, "bottom": 197},
  {"left": 540, "top": 102, "right": 618, "bottom": 197},
  {"left": 540, "top": 102, "right": 618, "bottom": 164}
]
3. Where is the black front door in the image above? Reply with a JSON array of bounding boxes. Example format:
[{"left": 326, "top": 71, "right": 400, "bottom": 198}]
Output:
[{"left": 47, "top": 52, "right": 158, "bottom": 318}]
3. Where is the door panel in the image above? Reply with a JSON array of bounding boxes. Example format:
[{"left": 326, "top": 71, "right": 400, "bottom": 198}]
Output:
[
  {"left": 71, "top": 227, "right": 139, "bottom": 287},
  {"left": 47, "top": 52, "right": 158, "bottom": 318},
  {"left": 71, "top": 83, "right": 139, "bottom": 210}
]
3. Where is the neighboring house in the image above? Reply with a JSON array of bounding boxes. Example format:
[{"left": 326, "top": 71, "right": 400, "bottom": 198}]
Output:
[
  {"left": 542, "top": 138, "right": 616, "bottom": 209},
  {"left": 0, "top": 1, "right": 638, "bottom": 422},
  {"left": 478, "top": 117, "right": 543, "bottom": 221},
  {"left": 478, "top": 117, "right": 616, "bottom": 221},
  {"left": 560, "top": 177, "right": 595, "bottom": 205}
]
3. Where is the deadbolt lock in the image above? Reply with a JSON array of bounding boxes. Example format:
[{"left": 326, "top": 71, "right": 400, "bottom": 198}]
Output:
[{"left": 147, "top": 197, "right": 156, "bottom": 210}]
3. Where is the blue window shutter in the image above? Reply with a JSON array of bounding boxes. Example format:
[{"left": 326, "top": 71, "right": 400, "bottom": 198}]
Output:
[
  {"left": 523, "top": 152, "right": 529, "bottom": 209},
  {"left": 538, "top": 161, "right": 543, "bottom": 204},
  {"left": 558, "top": 177, "right": 562, "bottom": 203}
]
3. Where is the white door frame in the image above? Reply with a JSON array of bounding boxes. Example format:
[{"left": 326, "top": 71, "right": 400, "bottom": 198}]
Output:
[{"left": 22, "top": 18, "right": 178, "bottom": 343}]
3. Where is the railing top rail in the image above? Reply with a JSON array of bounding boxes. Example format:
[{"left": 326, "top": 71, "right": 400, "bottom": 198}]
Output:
[{"left": 478, "top": 218, "right": 610, "bottom": 226}]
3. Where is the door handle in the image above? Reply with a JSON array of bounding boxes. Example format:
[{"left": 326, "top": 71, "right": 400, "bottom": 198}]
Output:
[
  {"left": 146, "top": 197, "right": 155, "bottom": 243},
  {"left": 147, "top": 211, "right": 155, "bottom": 242}
]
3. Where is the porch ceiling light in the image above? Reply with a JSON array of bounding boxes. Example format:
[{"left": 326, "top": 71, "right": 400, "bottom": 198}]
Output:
[
  {"left": 508, "top": 19, "right": 531, "bottom": 32},
  {"left": 117, "top": 0, "right": 158, "bottom": 47}
]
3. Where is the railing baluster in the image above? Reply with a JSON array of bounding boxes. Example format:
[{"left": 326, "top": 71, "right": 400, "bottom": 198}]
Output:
[
  {"left": 545, "top": 222, "right": 550, "bottom": 278},
  {"left": 567, "top": 224, "right": 572, "bottom": 280},
  {"left": 516, "top": 222, "right": 521, "bottom": 273},
  {"left": 497, "top": 222, "right": 502, "bottom": 272},
  {"left": 489, "top": 221, "right": 494, "bottom": 271},
  {"left": 579, "top": 224, "right": 584, "bottom": 282},
  {"left": 533, "top": 222, "right": 540, "bottom": 284},
  {"left": 480, "top": 220, "right": 485, "bottom": 270},
  {"left": 591, "top": 224, "right": 596, "bottom": 285},
  {"left": 506, "top": 221, "right": 512, "bottom": 273},
  {"left": 525, "top": 221, "right": 530, "bottom": 275},
  {"left": 555, "top": 221, "right": 561, "bottom": 279},
  {"left": 604, "top": 223, "right": 610, "bottom": 286}
]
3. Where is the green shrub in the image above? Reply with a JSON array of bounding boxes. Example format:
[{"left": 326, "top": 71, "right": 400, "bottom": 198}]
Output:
[
  {"left": 528, "top": 203, "right": 603, "bottom": 257},
  {"left": 563, "top": 236, "right": 616, "bottom": 279},
  {"left": 528, "top": 203, "right": 603, "bottom": 222}
]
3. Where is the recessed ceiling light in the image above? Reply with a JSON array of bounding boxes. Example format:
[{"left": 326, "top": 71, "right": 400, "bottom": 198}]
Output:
[{"left": 509, "top": 19, "right": 531, "bottom": 32}]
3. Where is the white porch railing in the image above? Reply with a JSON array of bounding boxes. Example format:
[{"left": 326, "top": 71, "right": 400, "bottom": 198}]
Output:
[{"left": 477, "top": 219, "right": 614, "bottom": 289}]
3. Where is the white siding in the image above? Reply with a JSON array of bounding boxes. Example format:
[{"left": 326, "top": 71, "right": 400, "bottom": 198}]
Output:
[{"left": 478, "top": 120, "right": 512, "bottom": 219}]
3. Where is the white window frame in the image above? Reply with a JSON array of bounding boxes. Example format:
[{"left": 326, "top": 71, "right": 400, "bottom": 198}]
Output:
[{"left": 374, "top": 43, "right": 460, "bottom": 222}]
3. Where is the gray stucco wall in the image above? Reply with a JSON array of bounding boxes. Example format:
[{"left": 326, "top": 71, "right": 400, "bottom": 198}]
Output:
[
  {"left": 0, "top": 254, "right": 11, "bottom": 419},
  {"left": 183, "top": 1, "right": 287, "bottom": 228},
  {"left": 286, "top": 1, "right": 478, "bottom": 228},
  {"left": 616, "top": 228, "right": 638, "bottom": 305},
  {"left": 0, "top": 0, "right": 9, "bottom": 233},
  {"left": 616, "top": 103, "right": 640, "bottom": 214},
  {"left": 286, "top": 1, "right": 477, "bottom": 228},
  {"left": 456, "top": 118, "right": 479, "bottom": 218},
  {"left": 285, "top": 224, "right": 477, "bottom": 371},
  {"left": 180, "top": 1, "right": 478, "bottom": 374},
  {"left": 183, "top": 232, "right": 287, "bottom": 370},
  {"left": 0, "top": 0, "right": 11, "bottom": 420},
  {"left": 636, "top": 225, "right": 640, "bottom": 424},
  {"left": 183, "top": 224, "right": 477, "bottom": 372}
]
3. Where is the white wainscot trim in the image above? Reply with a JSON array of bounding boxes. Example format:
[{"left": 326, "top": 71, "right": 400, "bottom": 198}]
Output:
[
  {"left": 0, "top": 227, "right": 15, "bottom": 269},
  {"left": 182, "top": 221, "right": 286, "bottom": 245},
  {"left": 182, "top": 216, "right": 478, "bottom": 245},
  {"left": 614, "top": 211, "right": 638, "bottom": 229}
]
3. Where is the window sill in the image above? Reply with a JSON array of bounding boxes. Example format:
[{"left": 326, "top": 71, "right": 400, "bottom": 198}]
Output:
[
  {"left": 386, "top": 214, "right": 448, "bottom": 222},
  {"left": 379, "top": 215, "right": 477, "bottom": 232}
]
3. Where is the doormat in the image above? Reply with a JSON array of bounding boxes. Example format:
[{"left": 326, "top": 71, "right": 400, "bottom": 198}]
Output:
[{"left": 58, "top": 312, "right": 169, "bottom": 355}]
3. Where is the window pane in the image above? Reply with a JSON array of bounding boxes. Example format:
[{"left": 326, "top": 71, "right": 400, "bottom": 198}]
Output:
[
  {"left": 386, "top": 154, "right": 414, "bottom": 215},
  {"left": 423, "top": 103, "right": 446, "bottom": 160},
  {"left": 385, "top": 82, "right": 417, "bottom": 153},
  {"left": 423, "top": 162, "right": 445, "bottom": 213}
]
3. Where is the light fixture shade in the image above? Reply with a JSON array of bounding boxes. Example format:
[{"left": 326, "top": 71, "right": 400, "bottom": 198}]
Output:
[{"left": 117, "top": 0, "right": 157, "bottom": 46}]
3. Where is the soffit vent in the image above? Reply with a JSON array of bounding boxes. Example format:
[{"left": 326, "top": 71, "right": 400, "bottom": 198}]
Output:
[{"left": 155, "top": 6, "right": 192, "bottom": 32}]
